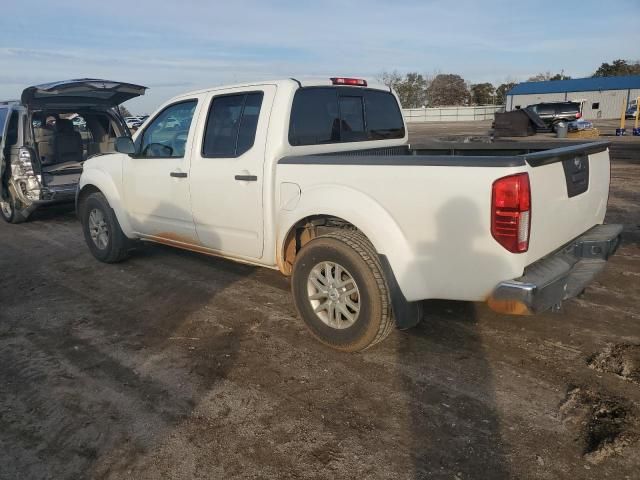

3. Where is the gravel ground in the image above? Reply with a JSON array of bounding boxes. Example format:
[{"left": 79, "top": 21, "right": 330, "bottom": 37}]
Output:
[{"left": 1, "top": 129, "right": 639, "bottom": 480}]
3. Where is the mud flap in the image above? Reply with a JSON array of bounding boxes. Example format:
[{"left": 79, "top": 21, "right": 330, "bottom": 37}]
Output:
[{"left": 378, "top": 254, "right": 423, "bottom": 330}]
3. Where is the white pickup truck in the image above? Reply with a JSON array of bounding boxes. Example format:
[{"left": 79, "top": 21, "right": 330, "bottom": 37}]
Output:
[{"left": 77, "top": 77, "right": 622, "bottom": 351}]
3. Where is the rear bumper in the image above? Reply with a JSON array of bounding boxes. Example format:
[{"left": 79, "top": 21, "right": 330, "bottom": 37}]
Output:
[
  {"left": 12, "top": 179, "right": 76, "bottom": 206},
  {"left": 487, "top": 224, "right": 623, "bottom": 315}
]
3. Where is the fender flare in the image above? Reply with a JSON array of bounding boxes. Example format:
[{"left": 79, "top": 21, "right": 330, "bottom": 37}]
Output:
[
  {"left": 279, "top": 184, "right": 410, "bottom": 255},
  {"left": 77, "top": 169, "right": 135, "bottom": 237},
  {"left": 277, "top": 184, "right": 422, "bottom": 329}
]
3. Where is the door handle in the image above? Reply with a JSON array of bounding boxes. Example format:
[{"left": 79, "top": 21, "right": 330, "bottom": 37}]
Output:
[
  {"left": 235, "top": 175, "right": 258, "bottom": 182},
  {"left": 170, "top": 171, "right": 188, "bottom": 178}
]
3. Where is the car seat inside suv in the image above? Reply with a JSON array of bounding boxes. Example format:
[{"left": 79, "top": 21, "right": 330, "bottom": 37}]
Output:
[
  {"left": 34, "top": 124, "right": 56, "bottom": 165},
  {"left": 54, "top": 118, "right": 83, "bottom": 164}
]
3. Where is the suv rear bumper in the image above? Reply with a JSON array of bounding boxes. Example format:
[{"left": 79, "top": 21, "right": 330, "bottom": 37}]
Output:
[{"left": 487, "top": 224, "right": 623, "bottom": 315}]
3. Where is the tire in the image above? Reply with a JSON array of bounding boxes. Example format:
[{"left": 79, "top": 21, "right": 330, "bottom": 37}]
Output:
[
  {"left": 291, "top": 230, "right": 393, "bottom": 352},
  {"left": 0, "top": 191, "right": 28, "bottom": 224},
  {"left": 80, "top": 192, "right": 131, "bottom": 263}
]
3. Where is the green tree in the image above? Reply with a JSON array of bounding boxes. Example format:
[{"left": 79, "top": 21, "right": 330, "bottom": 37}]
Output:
[
  {"left": 495, "top": 82, "right": 517, "bottom": 105},
  {"left": 379, "top": 71, "right": 429, "bottom": 108},
  {"left": 527, "top": 72, "right": 570, "bottom": 82},
  {"left": 593, "top": 59, "right": 640, "bottom": 77},
  {"left": 426, "top": 74, "right": 469, "bottom": 106},
  {"left": 470, "top": 82, "right": 495, "bottom": 105}
]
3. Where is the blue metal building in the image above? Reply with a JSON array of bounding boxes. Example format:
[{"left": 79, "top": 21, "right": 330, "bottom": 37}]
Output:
[{"left": 506, "top": 76, "right": 640, "bottom": 119}]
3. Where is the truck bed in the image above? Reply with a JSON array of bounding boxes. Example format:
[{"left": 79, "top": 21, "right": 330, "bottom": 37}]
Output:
[
  {"left": 277, "top": 140, "right": 611, "bottom": 302},
  {"left": 280, "top": 140, "right": 610, "bottom": 167}
]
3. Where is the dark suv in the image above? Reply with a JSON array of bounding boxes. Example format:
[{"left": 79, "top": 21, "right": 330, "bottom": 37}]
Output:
[
  {"left": 0, "top": 79, "right": 145, "bottom": 223},
  {"left": 526, "top": 102, "right": 582, "bottom": 131}
]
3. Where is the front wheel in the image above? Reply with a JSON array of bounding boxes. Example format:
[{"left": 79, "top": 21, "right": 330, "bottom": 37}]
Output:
[
  {"left": 291, "top": 230, "right": 393, "bottom": 352},
  {"left": 80, "top": 192, "right": 131, "bottom": 263}
]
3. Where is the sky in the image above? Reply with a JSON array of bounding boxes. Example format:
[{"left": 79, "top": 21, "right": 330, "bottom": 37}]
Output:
[{"left": 1, "top": 0, "right": 638, "bottom": 113}]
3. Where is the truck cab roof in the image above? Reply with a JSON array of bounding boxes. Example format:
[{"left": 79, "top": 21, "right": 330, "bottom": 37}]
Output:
[{"left": 172, "top": 78, "right": 391, "bottom": 100}]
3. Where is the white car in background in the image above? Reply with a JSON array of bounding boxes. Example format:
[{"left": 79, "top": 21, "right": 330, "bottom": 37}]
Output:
[{"left": 125, "top": 117, "right": 142, "bottom": 129}]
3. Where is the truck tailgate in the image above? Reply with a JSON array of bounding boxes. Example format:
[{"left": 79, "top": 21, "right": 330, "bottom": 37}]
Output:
[{"left": 524, "top": 142, "right": 611, "bottom": 264}]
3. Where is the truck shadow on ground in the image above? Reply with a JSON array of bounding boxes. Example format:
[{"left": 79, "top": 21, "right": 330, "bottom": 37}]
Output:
[
  {"left": 397, "top": 301, "right": 510, "bottom": 479},
  {"left": 2, "top": 199, "right": 511, "bottom": 479},
  {"left": 395, "top": 197, "right": 512, "bottom": 479}
]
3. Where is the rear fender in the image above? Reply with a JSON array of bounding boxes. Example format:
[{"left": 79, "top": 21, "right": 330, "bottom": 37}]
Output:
[
  {"left": 278, "top": 184, "right": 423, "bottom": 328},
  {"left": 278, "top": 184, "right": 412, "bottom": 288}
]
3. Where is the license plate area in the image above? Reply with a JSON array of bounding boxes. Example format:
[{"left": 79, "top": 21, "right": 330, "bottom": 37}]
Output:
[{"left": 562, "top": 154, "right": 589, "bottom": 197}]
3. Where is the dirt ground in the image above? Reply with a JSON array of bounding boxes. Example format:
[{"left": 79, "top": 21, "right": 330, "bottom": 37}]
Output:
[{"left": 1, "top": 126, "right": 639, "bottom": 480}]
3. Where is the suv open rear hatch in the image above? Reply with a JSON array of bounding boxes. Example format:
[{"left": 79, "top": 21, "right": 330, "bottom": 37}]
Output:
[{"left": 21, "top": 78, "right": 147, "bottom": 109}]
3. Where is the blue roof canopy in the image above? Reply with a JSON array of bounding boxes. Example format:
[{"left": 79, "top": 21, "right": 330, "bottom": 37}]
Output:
[{"left": 507, "top": 76, "right": 640, "bottom": 96}]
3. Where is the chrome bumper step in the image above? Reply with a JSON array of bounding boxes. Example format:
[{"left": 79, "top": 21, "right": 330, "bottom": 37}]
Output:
[{"left": 489, "top": 224, "right": 623, "bottom": 315}]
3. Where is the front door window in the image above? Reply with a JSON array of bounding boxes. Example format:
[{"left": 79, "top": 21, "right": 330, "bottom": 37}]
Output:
[{"left": 138, "top": 100, "right": 197, "bottom": 158}]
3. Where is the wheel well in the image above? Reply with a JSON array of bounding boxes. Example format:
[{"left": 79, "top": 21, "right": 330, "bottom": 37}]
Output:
[
  {"left": 279, "top": 215, "right": 359, "bottom": 275},
  {"left": 76, "top": 185, "right": 101, "bottom": 214}
]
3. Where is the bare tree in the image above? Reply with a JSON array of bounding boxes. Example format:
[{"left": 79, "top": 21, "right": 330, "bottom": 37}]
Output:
[
  {"left": 426, "top": 74, "right": 470, "bottom": 106},
  {"left": 118, "top": 105, "right": 133, "bottom": 117},
  {"left": 378, "top": 70, "right": 403, "bottom": 90}
]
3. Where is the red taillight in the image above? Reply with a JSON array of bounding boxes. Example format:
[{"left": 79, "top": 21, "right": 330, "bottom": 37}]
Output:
[
  {"left": 331, "top": 77, "right": 367, "bottom": 86},
  {"left": 491, "top": 173, "right": 531, "bottom": 253},
  {"left": 576, "top": 112, "right": 582, "bottom": 119}
]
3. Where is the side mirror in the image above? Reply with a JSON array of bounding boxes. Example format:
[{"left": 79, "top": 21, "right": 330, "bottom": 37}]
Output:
[{"left": 115, "top": 136, "right": 136, "bottom": 155}]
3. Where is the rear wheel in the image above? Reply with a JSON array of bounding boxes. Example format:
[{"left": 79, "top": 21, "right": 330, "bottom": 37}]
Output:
[
  {"left": 291, "top": 230, "right": 393, "bottom": 352},
  {"left": 80, "top": 192, "right": 131, "bottom": 263},
  {"left": 0, "top": 191, "right": 28, "bottom": 224}
]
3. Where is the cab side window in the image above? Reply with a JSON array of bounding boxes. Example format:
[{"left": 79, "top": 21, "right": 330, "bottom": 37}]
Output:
[
  {"left": 139, "top": 100, "right": 197, "bottom": 158},
  {"left": 202, "top": 92, "right": 264, "bottom": 158}
]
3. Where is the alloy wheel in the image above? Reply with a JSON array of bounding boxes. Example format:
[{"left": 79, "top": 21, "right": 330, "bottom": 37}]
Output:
[
  {"left": 88, "top": 208, "right": 110, "bottom": 250},
  {"left": 307, "top": 261, "right": 360, "bottom": 329}
]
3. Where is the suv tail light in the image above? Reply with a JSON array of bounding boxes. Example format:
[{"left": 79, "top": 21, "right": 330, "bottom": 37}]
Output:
[
  {"left": 491, "top": 173, "right": 531, "bottom": 253},
  {"left": 576, "top": 112, "right": 582, "bottom": 119},
  {"left": 331, "top": 77, "right": 367, "bottom": 86}
]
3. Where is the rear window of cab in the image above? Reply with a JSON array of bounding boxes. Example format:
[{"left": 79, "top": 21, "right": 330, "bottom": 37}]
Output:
[{"left": 288, "top": 87, "right": 405, "bottom": 146}]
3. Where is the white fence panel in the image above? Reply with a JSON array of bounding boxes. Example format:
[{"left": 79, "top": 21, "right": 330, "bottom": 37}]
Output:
[{"left": 402, "top": 105, "right": 504, "bottom": 122}]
